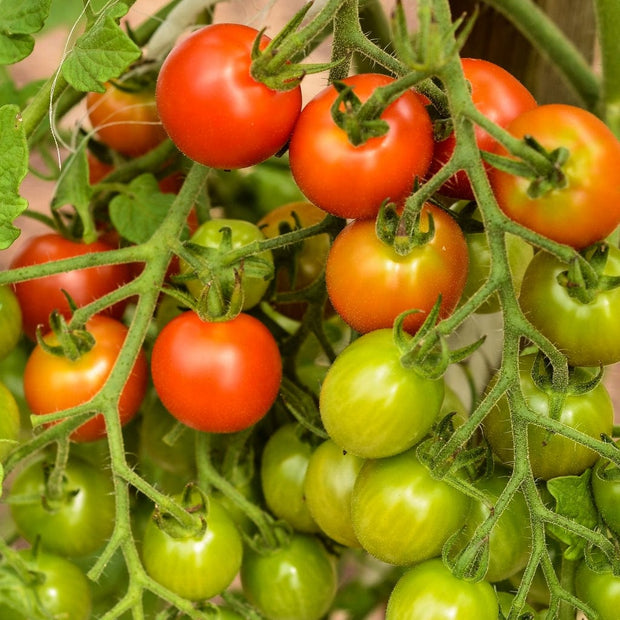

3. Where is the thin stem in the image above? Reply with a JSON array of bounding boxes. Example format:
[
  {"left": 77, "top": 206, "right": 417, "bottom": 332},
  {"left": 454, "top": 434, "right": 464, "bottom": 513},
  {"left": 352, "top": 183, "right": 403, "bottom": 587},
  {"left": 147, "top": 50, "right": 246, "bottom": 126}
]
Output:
[{"left": 594, "top": 0, "right": 620, "bottom": 135}]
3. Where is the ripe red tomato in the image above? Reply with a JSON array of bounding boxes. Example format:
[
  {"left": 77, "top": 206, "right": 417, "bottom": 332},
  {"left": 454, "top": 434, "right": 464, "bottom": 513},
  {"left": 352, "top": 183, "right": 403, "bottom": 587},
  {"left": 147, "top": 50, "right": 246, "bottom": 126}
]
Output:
[
  {"left": 429, "top": 58, "right": 537, "bottom": 200},
  {"left": 150, "top": 311, "right": 282, "bottom": 433},
  {"left": 23, "top": 315, "right": 148, "bottom": 442},
  {"left": 325, "top": 203, "right": 468, "bottom": 334},
  {"left": 86, "top": 81, "right": 167, "bottom": 157},
  {"left": 10, "top": 233, "right": 133, "bottom": 340},
  {"left": 488, "top": 104, "right": 620, "bottom": 249},
  {"left": 156, "top": 23, "right": 302, "bottom": 169},
  {"left": 289, "top": 73, "right": 433, "bottom": 219}
]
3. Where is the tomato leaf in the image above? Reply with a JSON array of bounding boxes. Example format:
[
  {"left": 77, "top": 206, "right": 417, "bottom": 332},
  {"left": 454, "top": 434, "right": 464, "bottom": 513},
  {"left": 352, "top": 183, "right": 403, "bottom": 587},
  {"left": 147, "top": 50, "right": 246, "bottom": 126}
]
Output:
[
  {"left": 0, "top": 0, "right": 51, "bottom": 64},
  {"left": 109, "top": 173, "right": 174, "bottom": 244},
  {"left": 61, "top": 3, "right": 141, "bottom": 93},
  {"left": 0, "top": 104, "right": 28, "bottom": 249},
  {"left": 546, "top": 469, "right": 599, "bottom": 560}
]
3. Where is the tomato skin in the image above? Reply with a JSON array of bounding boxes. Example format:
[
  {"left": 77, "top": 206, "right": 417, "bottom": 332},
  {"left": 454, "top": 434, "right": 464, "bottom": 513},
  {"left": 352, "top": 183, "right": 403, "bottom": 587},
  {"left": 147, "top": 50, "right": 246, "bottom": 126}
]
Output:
[
  {"left": 86, "top": 82, "right": 167, "bottom": 157},
  {"left": 289, "top": 73, "right": 433, "bottom": 220},
  {"left": 429, "top": 58, "right": 537, "bottom": 200},
  {"left": 351, "top": 449, "right": 472, "bottom": 565},
  {"left": 303, "top": 438, "right": 365, "bottom": 547},
  {"left": 519, "top": 246, "right": 620, "bottom": 367},
  {"left": 575, "top": 561, "right": 620, "bottom": 620},
  {"left": 180, "top": 218, "right": 274, "bottom": 310},
  {"left": 240, "top": 533, "right": 338, "bottom": 620},
  {"left": 9, "top": 455, "right": 115, "bottom": 557},
  {"left": 156, "top": 23, "right": 302, "bottom": 169},
  {"left": 151, "top": 311, "right": 282, "bottom": 433},
  {"left": 320, "top": 329, "right": 444, "bottom": 459},
  {"left": 10, "top": 233, "right": 133, "bottom": 340},
  {"left": 591, "top": 458, "right": 620, "bottom": 537},
  {"left": 483, "top": 355, "right": 614, "bottom": 480},
  {"left": 489, "top": 104, "right": 620, "bottom": 249},
  {"left": 23, "top": 315, "right": 148, "bottom": 442},
  {"left": 141, "top": 496, "right": 243, "bottom": 601},
  {"left": 0, "top": 285, "right": 22, "bottom": 360},
  {"left": 325, "top": 204, "right": 468, "bottom": 334},
  {"left": 0, "top": 380, "right": 20, "bottom": 461},
  {"left": 386, "top": 557, "right": 499, "bottom": 620}
]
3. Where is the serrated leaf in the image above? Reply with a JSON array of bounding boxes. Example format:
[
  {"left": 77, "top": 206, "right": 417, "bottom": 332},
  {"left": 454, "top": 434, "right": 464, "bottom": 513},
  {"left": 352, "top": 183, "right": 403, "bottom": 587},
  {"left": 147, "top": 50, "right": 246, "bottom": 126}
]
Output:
[
  {"left": 109, "top": 173, "right": 174, "bottom": 244},
  {"left": 546, "top": 469, "right": 599, "bottom": 560},
  {"left": 0, "top": 104, "right": 28, "bottom": 249},
  {"left": 0, "top": 0, "right": 52, "bottom": 64},
  {"left": 61, "top": 2, "right": 141, "bottom": 93},
  {"left": 0, "top": 67, "right": 45, "bottom": 107}
]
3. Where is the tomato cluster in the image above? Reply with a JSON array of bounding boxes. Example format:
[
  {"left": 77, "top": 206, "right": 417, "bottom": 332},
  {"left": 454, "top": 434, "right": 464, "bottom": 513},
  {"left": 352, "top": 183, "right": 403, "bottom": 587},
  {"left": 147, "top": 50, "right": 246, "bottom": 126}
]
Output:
[{"left": 1, "top": 4, "right": 619, "bottom": 620}]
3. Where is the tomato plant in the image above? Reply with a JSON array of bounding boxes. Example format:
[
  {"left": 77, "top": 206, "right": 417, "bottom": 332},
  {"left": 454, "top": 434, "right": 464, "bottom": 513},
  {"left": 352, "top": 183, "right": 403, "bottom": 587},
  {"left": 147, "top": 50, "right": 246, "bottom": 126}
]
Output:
[
  {"left": 591, "top": 458, "right": 620, "bottom": 536},
  {"left": 0, "top": 380, "right": 20, "bottom": 462},
  {"left": 151, "top": 311, "right": 282, "bottom": 433},
  {"left": 0, "top": 285, "right": 22, "bottom": 360},
  {"left": 289, "top": 72, "right": 433, "bottom": 219},
  {"left": 156, "top": 23, "right": 302, "bottom": 169},
  {"left": 574, "top": 561, "right": 620, "bottom": 620},
  {"left": 23, "top": 315, "right": 148, "bottom": 442}
]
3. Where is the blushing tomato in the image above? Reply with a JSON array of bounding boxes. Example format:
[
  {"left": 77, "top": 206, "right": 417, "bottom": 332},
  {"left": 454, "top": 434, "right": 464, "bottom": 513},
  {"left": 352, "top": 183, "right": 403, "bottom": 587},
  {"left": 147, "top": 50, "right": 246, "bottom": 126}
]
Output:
[
  {"left": 289, "top": 73, "right": 433, "bottom": 219},
  {"left": 591, "top": 458, "right": 620, "bottom": 537},
  {"left": 488, "top": 104, "right": 620, "bottom": 249},
  {"left": 319, "top": 328, "right": 445, "bottom": 459},
  {"left": 23, "top": 315, "right": 148, "bottom": 442},
  {"left": 10, "top": 233, "right": 133, "bottom": 340},
  {"left": 0, "top": 285, "right": 22, "bottom": 359},
  {"left": 483, "top": 354, "right": 614, "bottom": 480},
  {"left": 575, "top": 561, "right": 620, "bottom": 620},
  {"left": 325, "top": 203, "right": 468, "bottom": 334},
  {"left": 351, "top": 448, "right": 472, "bottom": 565},
  {"left": 386, "top": 558, "right": 499, "bottom": 620},
  {"left": 518, "top": 246, "right": 620, "bottom": 367},
  {"left": 429, "top": 58, "right": 537, "bottom": 200},
  {"left": 240, "top": 533, "right": 338, "bottom": 620},
  {"left": 150, "top": 311, "right": 282, "bottom": 433},
  {"left": 156, "top": 23, "right": 302, "bottom": 169},
  {"left": 9, "top": 455, "right": 115, "bottom": 557},
  {"left": 86, "top": 81, "right": 167, "bottom": 157}
]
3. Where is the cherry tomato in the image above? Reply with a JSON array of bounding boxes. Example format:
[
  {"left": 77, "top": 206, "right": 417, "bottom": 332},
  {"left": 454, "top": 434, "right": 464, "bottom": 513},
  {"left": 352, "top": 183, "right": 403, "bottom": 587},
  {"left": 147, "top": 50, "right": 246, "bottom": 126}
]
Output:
[
  {"left": 319, "top": 328, "right": 445, "bottom": 459},
  {"left": 260, "top": 424, "right": 319, "bottom": 534},
  {"left": 591, "top": 458, "right": 620, "bottom": 537},
  {"left": 483, "top": 354, "right": 614, "bottom": 480},
  {"left": 0, "top": 380, "right": 20, "bottom": 462},
  {"left": 303, "top": 437, "right": 365, "bottom": 547},
  {"left": 241, "top": 533, "right": 338, "bottom": 620},
  {"left": 150, "top": 311, "right": 282, "bottom": 433},
  {"left": 0, "top": 549, "right": 92, "bottom": 620},
  {"left": 325, "top": 204, "right": 468, "bottom": 334},
  {"left": 141, "top": 493, "right": 243, "bottom": 601},
  {"left": 429, "top": 58, "right": 537, "bottom": 200},
  {"left": 488, "top": 104, "right": 620, "bottom": 249},
  {"left": 385, "top": 557, "right": 499, "bottom": 619},
  {"left": 351, "top": 448, "right": 472, "bottom": 565},
  {"left": 9, "top": 455, "right": 115, "bottom": 557},
  {"left": 289, "top": 73, "right": 433, "bottom": 220},
  {"left": 519, "top": 246, "right": 620, "bottom": 367},
  {"left": 10, "top": 233, "right": 133, "bottom": 340},
  {"left": 86, "top": 81, "right": 167, "bottom": 157},
  {"left": 575, "top": 561, "right": 620, "bottom": 620},
  {"left": 0, "top": 285, "right": 22, "bottom": 359},
  {"left": 156, "top": 23, "right": 302, "bottom": 169},
  {"left": 23, "top": 315, "right": 149, "bottom": 442},
  {"left": 180, "top": 218, "right": 274, "bottom": 310},
  {"left": 257, "top": 201, "right": 332, "bottom": 320}
]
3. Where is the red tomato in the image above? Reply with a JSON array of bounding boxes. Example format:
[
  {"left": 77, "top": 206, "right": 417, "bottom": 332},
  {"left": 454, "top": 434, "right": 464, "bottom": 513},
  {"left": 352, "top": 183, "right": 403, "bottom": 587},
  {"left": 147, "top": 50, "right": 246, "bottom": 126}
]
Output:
[
  {"left": 86, "top": 82, "right": 167, "bottom": 157},
  {"left": 325, "top": 203, "right": 468, "bottom": 334},
  {"left": 10, "top": 233, "right": 133, "bottom": 340},
  {"left": 289, "top": 73, "right": 433, "bottom": 219},
  {"left": 488, "top": 104, "right": 620, "bottom": 249},
  {"left": 150, "top": 311, "right": 282, "bottom": 433},
  {"left": 429, "top": 58, "right": 537, "bottom": 200},
  {"left": 23, "top": 315, "right": 148, "bottom": 442},
  {"left": 156, "top": 23, "right": 302, "bottom": 169}
]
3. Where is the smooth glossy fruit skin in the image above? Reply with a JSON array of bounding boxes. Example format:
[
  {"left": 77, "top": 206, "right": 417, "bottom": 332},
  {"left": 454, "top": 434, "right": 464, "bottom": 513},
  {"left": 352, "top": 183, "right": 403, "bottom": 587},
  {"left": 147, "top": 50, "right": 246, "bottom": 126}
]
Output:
[
  {"left": 0, "top": 285, "right": 22, "bottom": 360},
  {"left": 241, "top": 533, "right": 338, "bottom": 620},
  {"left": 591, "top": 458, "right": 620, "bottom": 537},
  {"left": 385, "top": 558, "right": 499, "bottom": 620},
  {"left": 156, "top": 23, "right": 302, "bottom": 169},
  {"left": 0, "top": 380, "right": 20, "bottom": 461},
  {"left": 575, "top": 561, "right": 620, "bottom": 620}
]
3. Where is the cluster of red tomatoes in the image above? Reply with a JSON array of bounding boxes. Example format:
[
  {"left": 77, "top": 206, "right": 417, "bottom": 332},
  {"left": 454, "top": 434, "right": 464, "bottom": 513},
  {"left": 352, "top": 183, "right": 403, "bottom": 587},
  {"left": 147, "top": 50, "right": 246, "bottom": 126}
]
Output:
[{"left": 0, "top": 14, "right": 619, "bottom": 620}]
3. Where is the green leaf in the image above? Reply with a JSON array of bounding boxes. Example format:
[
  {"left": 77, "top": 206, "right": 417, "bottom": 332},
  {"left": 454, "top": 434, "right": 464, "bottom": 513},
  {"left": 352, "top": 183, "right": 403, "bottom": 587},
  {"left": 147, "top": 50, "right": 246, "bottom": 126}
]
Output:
[
  {"left": 109, "top": 173, "right": 174, "bottom": 244},
  {"left": 546, "top": 469, "right": 599, "bottom": 560},
  {"left": 0, "top": 0, "right": 52, "bottom": 64},
  {"left": 0, "top": 104, "right": 28, "bottom": 249},
  {"left": 61, "top": 2, "right": 141, "bottom": 93},
  {"left": 0, "top": 67, "right": 46, "bottom": 107}
]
